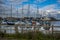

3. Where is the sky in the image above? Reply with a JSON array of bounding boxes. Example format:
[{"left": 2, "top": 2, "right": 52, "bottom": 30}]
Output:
[
  {"left": 0, "top": 0, "right": 60, "bottom": 18},
  {"left": 4, "top": 0, "right": 60, "bottom": 9}
]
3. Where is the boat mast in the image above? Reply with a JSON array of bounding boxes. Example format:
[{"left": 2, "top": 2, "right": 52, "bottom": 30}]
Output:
[
  {"left": 37, "top": 0, "right": 39, "bottom": 18},
  {"left": 17, "top": 8, "right": 18, "bottom": 18},
  {"left": 27, "top": 2, "right": 30, "bottom": 18},
  {"left": 11, "top": 4, "right": 12, "bottom": 18},
  {"left": 4, "top": 7, "right": 6, "bottom": 18},
  {"left": 22, "top": 4, "right": 24, "bottom": 18}
]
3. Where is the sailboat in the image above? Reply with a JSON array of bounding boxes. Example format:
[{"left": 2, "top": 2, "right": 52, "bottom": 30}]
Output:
[{"left": 7, "top": 4, "right": 15, "bottom": 25}]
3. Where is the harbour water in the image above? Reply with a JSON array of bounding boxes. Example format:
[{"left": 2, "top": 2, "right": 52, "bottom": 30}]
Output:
[{"left": 0, "top": 21, "right": 60, "bottom": 34}]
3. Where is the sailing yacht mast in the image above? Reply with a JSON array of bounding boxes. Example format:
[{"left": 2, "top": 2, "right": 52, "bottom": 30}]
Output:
[
  {"left": 17, "top": 8, "right": 18, "bottom": 18},
  {"left": 11, "top": 4, "right": 12, "bottom": 18},
  {"left": 4, "top": 7, "right": 6, "bottom": 18},
  {"left": 36, "top": 0, "right": 39, "bottom": 18},
  {"left": 22, "top": 4, "right": 24, "bottom": 18},
  {"left": 27, "top": 2, "right": 30, "bottom": 18}
]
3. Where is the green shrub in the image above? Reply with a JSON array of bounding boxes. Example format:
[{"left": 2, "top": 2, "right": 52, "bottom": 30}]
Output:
[{"left": 0, "top": 31, "right": 60, "bottom": 40}]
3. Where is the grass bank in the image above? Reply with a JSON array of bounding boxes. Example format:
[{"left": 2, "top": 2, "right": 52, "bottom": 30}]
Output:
[{"left": 0, "top": 31, "right": 60, "bottom": 40}]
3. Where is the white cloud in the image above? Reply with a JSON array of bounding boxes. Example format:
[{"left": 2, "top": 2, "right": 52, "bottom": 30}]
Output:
[
  {"left": 7, "top": 0, "right": 28, "bottom": 5},
  {"left": 34, "top": 0, "right": 46, "bottom": 4},
  {"left": 0, "top": 0, "right": 5, "bottom": 4},
  {"left": 38, "top": 4, "right": 60, "bottom": 16},
  {"left": 57, "top": 0, "right": 60, "bottom": 4},
  {"left": 40, "top": 4, "right": 57, "bottom": 10},
  {"left": 1, "top": 4, "right": 59, "bottom": 18},
  {"left": 18, "top": 4, "right": 37, "bottom": 17},
  {"left": 0, "top": 0, "right": 60, "bottom": 18},
  {"left": 19, "top": 4, "right": 60, "bottom": 17}
]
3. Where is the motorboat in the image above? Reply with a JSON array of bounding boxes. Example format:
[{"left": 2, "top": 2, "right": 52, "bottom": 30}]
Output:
[
  {"left": 1, "top": 20, "right": 7, "bottom": 25},
  {"left": 7, "top": 20, "right": 15, "bottom": 25},
  {"left": 36, "top": 22, "right": 40, "bottom": 26}
]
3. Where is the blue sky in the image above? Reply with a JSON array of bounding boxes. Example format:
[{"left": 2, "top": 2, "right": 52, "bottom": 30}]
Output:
[
  {"left": 4, "top": 0, "right": 60, "bottom": 9},
  {"left": 0, "top": 0, "right": 60, "bottom": 18}
]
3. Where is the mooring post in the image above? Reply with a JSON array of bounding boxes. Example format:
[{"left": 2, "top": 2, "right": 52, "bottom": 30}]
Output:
[
  {"left": 52, "top": 25, "right": 54, "bottom": 40},
  {"left": 15, "top": 24, "right": 19, "bottom": 34}
]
